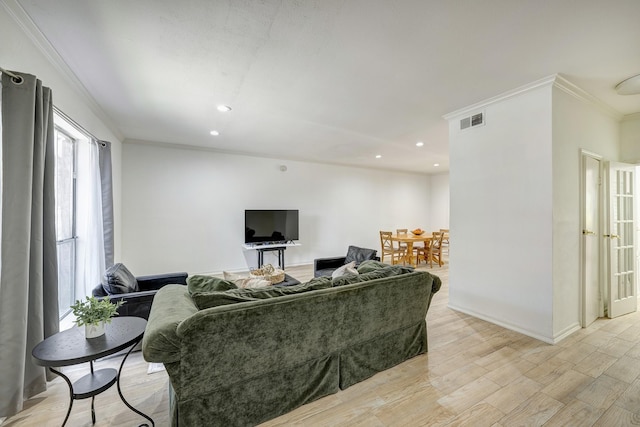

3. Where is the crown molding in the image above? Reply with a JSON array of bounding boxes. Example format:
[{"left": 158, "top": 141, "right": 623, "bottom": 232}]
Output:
[
  {"left": 1, "top": 0, "right": 124, "bottom": 141},
  {"left": 552, "top": 74, "right": 623, "bottom": 121},
  {"left": 443, "top": 75, "right": 557, "bottom": 120},
  {"left": 621, "top": 111, "right": 640, "bottom": 122},
  {"left": 443, "top": 74, "right": 623, "bottom": 122}
]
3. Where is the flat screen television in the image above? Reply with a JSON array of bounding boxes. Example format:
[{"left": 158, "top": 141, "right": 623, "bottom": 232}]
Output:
[{"left": 244, "top": 209, "right": 299, "bottom": 244}]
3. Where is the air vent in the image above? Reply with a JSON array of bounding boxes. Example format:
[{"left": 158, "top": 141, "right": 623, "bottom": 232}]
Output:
[
  {"left": 460, "top": 112, "right": 485, "bottom": 130},
  {"left": 460, "top": 117, "right": 471, "bottom": 130}
]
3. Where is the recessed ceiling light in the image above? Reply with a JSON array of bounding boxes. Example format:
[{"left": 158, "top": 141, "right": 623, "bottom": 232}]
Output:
[
  {"left": 416, "top": 141, "right": 424, "bottom": 147},
  {"left": 375, "top": 155, "right": 382, "bottom": 159},
  {"left": 217, "top": 105, "right": 232, "bottom": 112},
  {"left": 210, "top": 130, "right": 220, "bottom": 136},
  {"left": 433, "top": 163, "right": 440, "bottom": 167}
]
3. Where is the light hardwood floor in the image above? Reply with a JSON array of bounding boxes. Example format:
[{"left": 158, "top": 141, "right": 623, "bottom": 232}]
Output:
[{"left": 4, "top": 259, "right": 640, "bottom": 426}]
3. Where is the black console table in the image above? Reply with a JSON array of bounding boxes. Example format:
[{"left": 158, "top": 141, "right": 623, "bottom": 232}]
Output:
[
  {"left": 256, "top": 246, "right": 286, "bottom": 269},
  {"left": 243, "top": 242, "right": 301, "bottom": 269},
  {"left": 32, "top": 317, "right": 153, "bottom": 427}
]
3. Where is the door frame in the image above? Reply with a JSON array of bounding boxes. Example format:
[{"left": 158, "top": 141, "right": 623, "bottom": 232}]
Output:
[{"left": 580, "top": 149, "right": 603, "bottom": 327}]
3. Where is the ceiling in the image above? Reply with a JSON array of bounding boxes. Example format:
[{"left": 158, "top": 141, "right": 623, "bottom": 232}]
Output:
[{"left": 9, "top": 0, "right": 640, "bottom": 174}]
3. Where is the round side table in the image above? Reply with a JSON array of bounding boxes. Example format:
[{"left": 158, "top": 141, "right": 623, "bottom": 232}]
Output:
[{"left": 32, "top": 316, "right": 154, "bottom": 427}]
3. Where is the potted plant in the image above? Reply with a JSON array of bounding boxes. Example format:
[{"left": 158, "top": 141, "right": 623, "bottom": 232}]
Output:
[{"left": 71, "top": 296, "right": 125, "bottom": 338}]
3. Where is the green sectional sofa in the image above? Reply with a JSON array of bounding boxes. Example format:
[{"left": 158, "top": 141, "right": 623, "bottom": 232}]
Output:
[{"left": 142, "top": 261, "right": 441, "bottom": 426}]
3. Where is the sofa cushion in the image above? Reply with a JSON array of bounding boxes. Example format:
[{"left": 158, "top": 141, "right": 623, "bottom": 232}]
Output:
[
  {"left": 192, "top": 292, "right": 259, "bottom": 309},
  {"left": 191, "top": 276, "right": 332, "bottom": 310},
  {"left": 344, "top": 246, "right": 377, "bottom": 265},
  {"left": 356, "top": 260, "right": 389, "bottom": 274},
  {"left": 222, "top": 271, "right": 271, "bottom": 288},
  {"left": 331, "top": 273, "right": 362, "bottom": 287},
  {"left": 187, "top": 275, "right": 237, "bottom": 294},
  {"left": 333, "top": 264, "right": 415, "bottom": 287},
  {"left": 101, "top": 263, "right": 139, "bottom": 295},
  {"left": 332, "top": 261, "right": 358, "bottom": 279}
]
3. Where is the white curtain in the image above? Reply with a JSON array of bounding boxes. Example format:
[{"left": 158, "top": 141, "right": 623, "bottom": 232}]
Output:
[{"left": 76, "top": 139, "right": 106, "bottom": 298}]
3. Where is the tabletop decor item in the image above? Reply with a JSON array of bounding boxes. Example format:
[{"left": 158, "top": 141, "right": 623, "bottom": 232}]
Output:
[
  {"left": 71, "top": 296, "right": 124, "bottom": 338},
  {"left": 411, "top": 228, "right": 425, "bottom": 235},
  {"left": 250, "top": 263, "right": 285, "bottom": 284}
]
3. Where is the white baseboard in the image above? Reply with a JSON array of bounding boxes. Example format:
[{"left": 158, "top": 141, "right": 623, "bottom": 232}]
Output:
[{"left": 447, "top": 303, "right": 557, "bottom": 344}]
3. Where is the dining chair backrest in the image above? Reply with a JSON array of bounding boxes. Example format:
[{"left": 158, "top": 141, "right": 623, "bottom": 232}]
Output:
[
  {"left": 396, "top": 228, "right": 408, "bottom": 234},
  {"left": 380, "top": 231, "right": 393, "bottom": 249},
  {"left": 431, "top": 231, "right": 443, "bottom": 250}
]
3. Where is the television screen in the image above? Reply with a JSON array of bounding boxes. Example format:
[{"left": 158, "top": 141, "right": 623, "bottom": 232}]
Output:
[{"left": 245, "top": 210, "right": 299, "bottom": 244}]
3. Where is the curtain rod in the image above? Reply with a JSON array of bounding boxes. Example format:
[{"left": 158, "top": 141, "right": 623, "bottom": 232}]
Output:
[
  {"left": 0, "top": 66, "right": 24, "bottom": 83},
  {"left": 1, "top": 67, "right": 106, "bottom": 146},
  {"left": 53, "top": 106, "right": 106, "bottom": 146}
]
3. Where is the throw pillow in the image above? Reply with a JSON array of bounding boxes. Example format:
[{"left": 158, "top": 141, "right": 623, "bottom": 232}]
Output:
[
  {"left": 344, "top": 246, "right": 377, "bottom": 265},
  {"left": 187, "top": 275, "right": 237, "bottom": 294},
  {"left": 101, "top": 263, "right": 139, "bottom": 295},
  {"left": 332, "top": 261, "right": 359, "bottom": 279},
  {"left": 236, "top": 277, "right": 272, "bottom": 289},
  {"left": 223, "top": 271, "right": 271, "bottom": 289}
]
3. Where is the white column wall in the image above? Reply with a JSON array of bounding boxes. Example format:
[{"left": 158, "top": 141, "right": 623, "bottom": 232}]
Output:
[
  {"left": 448, "top": 84, "right": 554, "bottom": 342},
  {"left": 551, "top": 86, "right": 620, "bottom": 340},
  {"left": 121, "top": 142, "right": 437, "bottom": 275}
]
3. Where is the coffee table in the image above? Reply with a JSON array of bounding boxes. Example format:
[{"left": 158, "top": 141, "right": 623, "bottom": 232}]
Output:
[
  {"left": 31, "top": 316, "right": 153, "bottom": 427},
  {"left": 274, "top": 273, "right": 301, "bottom": 286}
]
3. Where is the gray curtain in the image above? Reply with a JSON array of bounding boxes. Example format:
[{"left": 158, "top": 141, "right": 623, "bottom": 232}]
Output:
[
  {"left": 98, "top": 140, "right": 114, "bottom": 267},
  {"left": 0, "top": 72, "right": 59, "bottom": 418}
]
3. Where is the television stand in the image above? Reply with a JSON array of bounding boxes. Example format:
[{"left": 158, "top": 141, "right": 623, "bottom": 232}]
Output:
[
  {"left": 257, "top": 246, "right": 286, "bottom": 269},
  {"left": 242, "top": 242, "right": 301, "bottom": 269}
]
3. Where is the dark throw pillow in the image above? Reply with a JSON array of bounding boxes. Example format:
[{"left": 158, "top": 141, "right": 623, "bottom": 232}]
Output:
[
  {"left": 344, "top": 245, "right": 377, "bottom": 265},
  {"left": 101, "top": 263, "right": 139, "bottom": 295}
]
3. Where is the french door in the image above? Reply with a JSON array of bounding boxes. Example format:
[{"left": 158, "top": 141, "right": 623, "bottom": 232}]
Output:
[{"left": 606, "top": 162, "right": 636, "bottom": 318}]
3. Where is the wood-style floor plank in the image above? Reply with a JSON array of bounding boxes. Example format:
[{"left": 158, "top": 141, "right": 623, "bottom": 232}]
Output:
[{"left": 4, "top": 258, "right": 640, "bottom": 427}]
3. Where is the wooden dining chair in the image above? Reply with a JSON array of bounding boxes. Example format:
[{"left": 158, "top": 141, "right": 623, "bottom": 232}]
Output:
[
  {"left": 380, "top": 231, "right": 406, "bottom": 265},
  {"left": 416, "top": 231, "right": 444, "bottom": 267},
  {"left": 397, "top": 228, "right": 420, "bottom": 259},
  {"left": 440, "top": 228, "right": 449, "bottom": 255}
]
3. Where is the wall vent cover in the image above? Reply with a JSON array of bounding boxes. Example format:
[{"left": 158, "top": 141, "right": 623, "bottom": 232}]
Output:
[{"left": 460, "top": 112, "right": 485, "bottom": 130}]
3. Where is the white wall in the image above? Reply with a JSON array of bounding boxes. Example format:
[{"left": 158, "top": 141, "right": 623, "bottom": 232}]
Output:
[
  {"left": 551, "top": 85, "right": 620, "bottom": 340},
  {"left": 621, "top": 114, "right": 640, "bottom": 163},
  {"left": 0, "top": 6, "right": 124, "bottom": 257},
  {"left": 429, "top": 173, "right": 450, "bottom": 230},
  {"left": 447, "top": 81, "right": 554, "bottom": 342},
  {"left": 447, "top": 75, "right": 623, "bottom": 344},
  {"left": 121, "top": 141, "right": 441, "bottom": 275}
]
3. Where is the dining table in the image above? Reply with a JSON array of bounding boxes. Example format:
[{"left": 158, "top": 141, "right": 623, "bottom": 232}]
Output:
[{"left": 390, "top": 232, "right": 432, "bottom": 267}]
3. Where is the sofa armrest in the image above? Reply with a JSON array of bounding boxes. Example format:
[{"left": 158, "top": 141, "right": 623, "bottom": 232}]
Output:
[
  {"left": 142, "top": 285, "right": 198, "bottom": 364},
  {"left": 137, "top": 272, "right": 188, "bottom": 291}
]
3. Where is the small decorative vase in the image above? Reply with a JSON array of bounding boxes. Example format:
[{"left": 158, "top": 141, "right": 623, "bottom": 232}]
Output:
[{"left": 85, "top": 321, "right": 105, "bottom": 339}]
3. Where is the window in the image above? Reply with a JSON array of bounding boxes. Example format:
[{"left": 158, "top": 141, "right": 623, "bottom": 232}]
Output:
[
  {"left": 53, "top": 110, "right": 111, "bottom": 326},
  {"left": 54, "top": 127, "right": 77, "bottom": 319}
]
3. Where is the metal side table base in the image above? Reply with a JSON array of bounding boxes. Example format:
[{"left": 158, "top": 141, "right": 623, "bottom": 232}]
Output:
[
  {"left": 116, "top": 340, "right": 154, "bottom": 427},
  {"left": 32, "top": 317, "right": 153, "bottom": 427}
]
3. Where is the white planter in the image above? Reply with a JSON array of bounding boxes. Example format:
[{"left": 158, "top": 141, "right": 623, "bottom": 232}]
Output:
[{"left": 84, "top": 321, "right": 105, "bottom": 339}]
